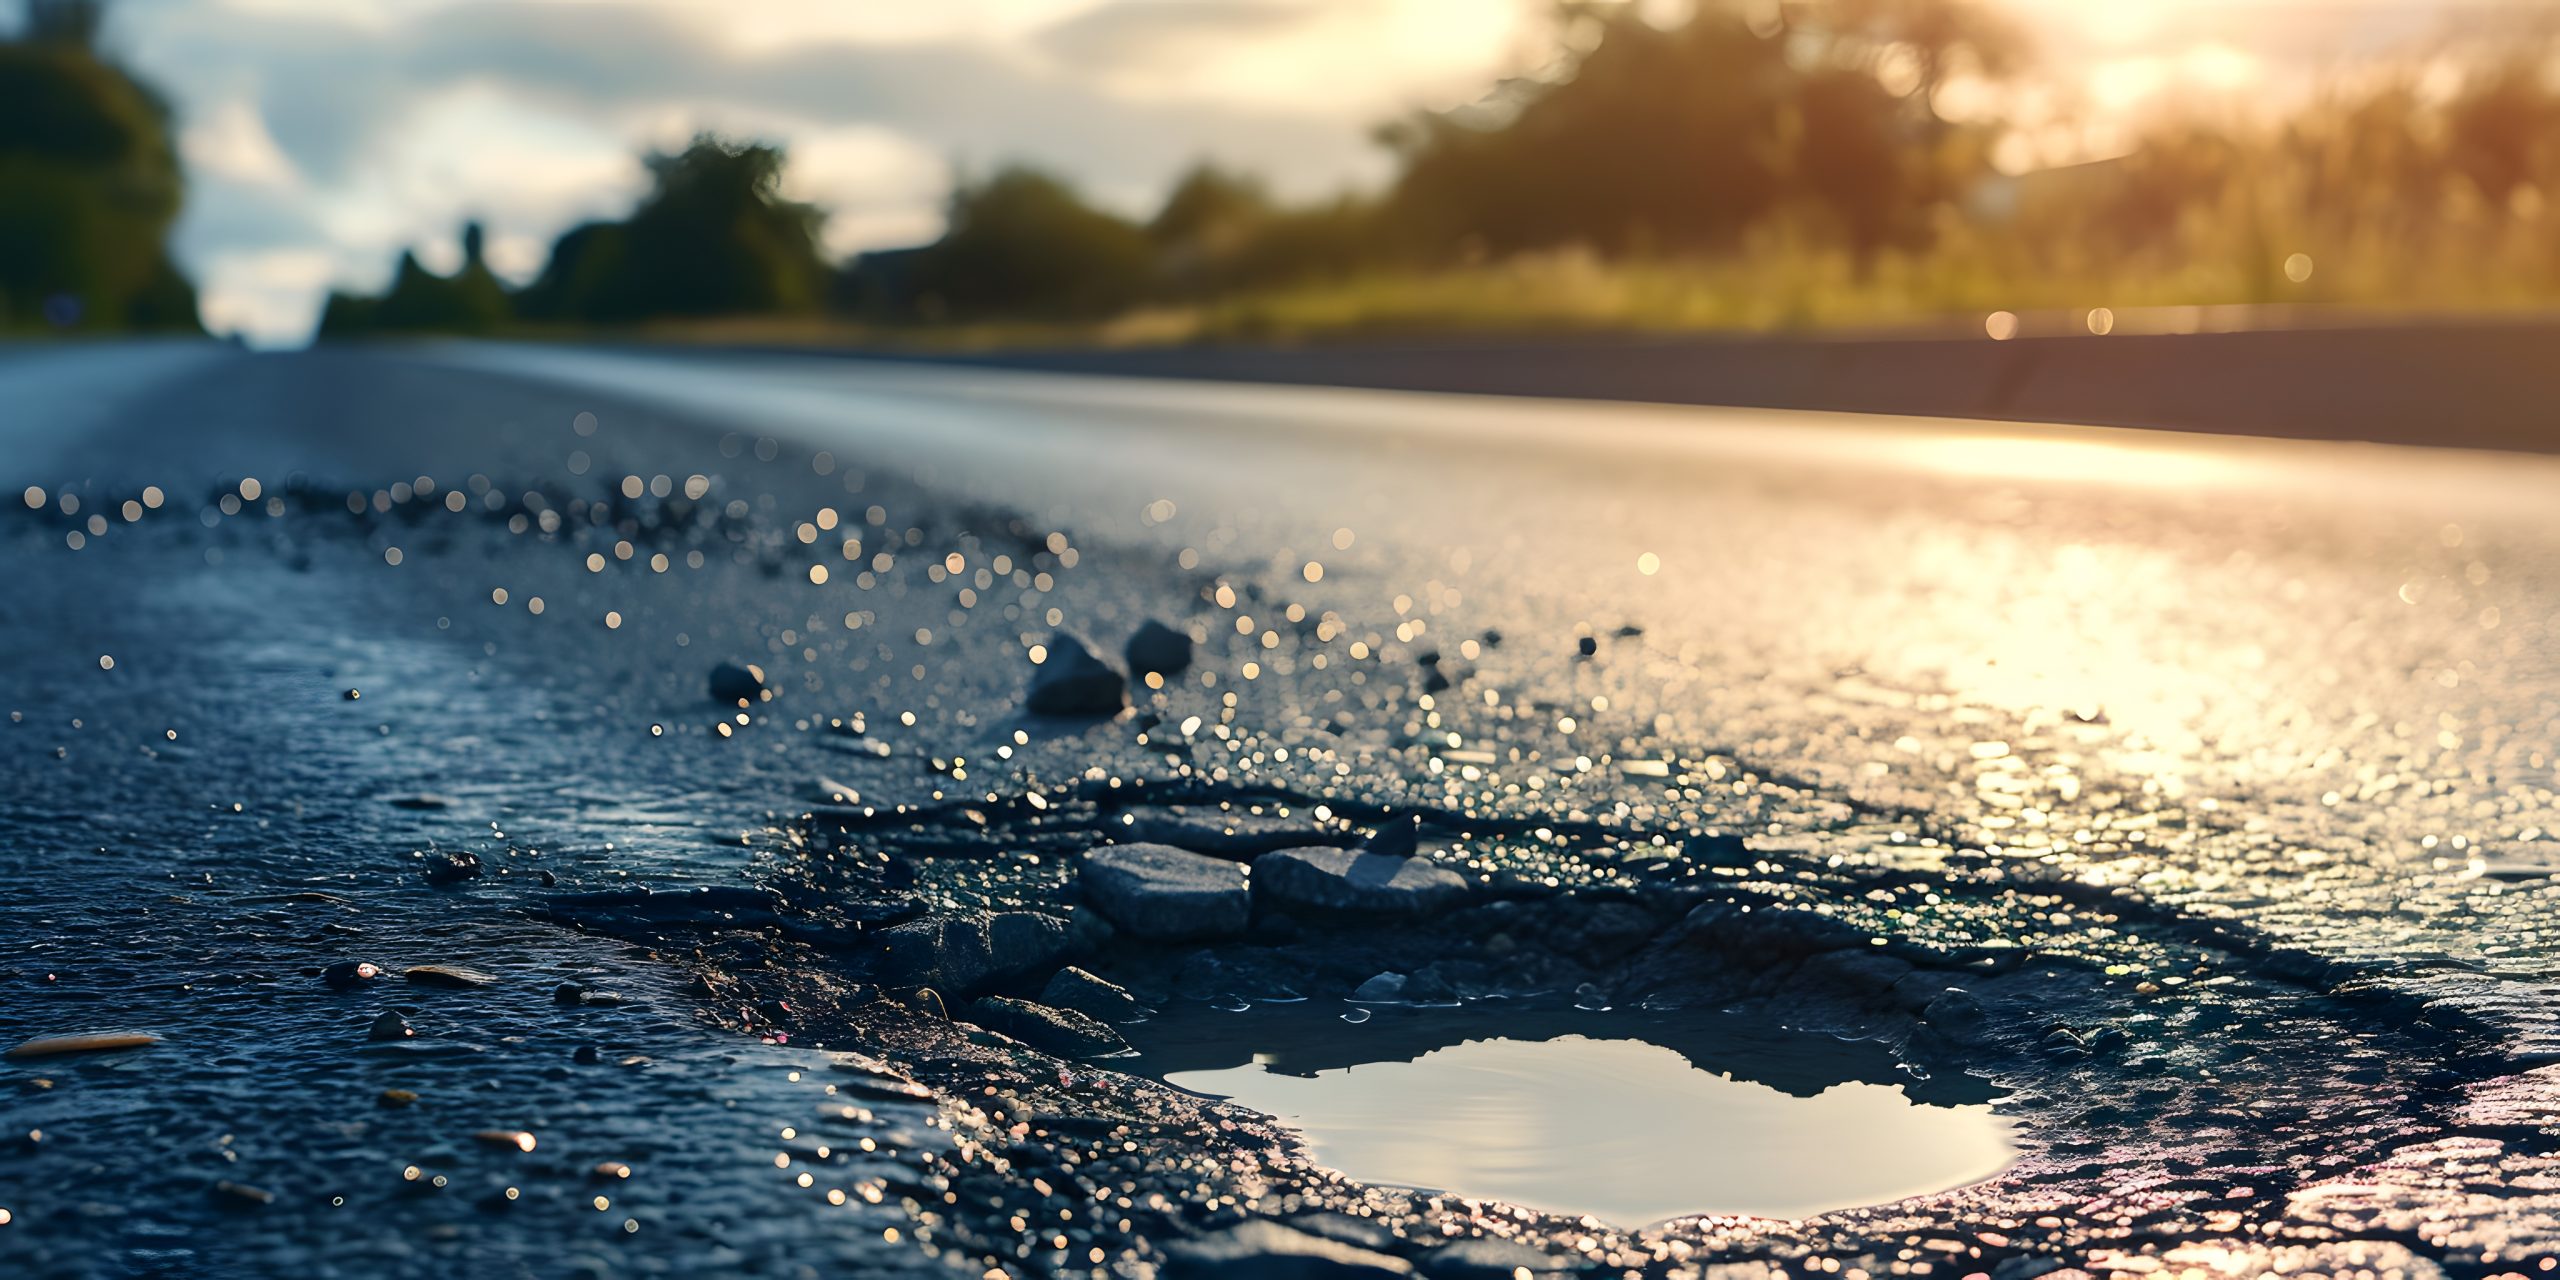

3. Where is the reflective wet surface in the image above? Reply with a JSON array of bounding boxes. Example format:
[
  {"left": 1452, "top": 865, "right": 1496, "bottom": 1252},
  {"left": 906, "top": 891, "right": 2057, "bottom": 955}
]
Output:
[
  {"left": 5, "top": 341, "right": 2560, "bottom": 1278},
  {"left": 1133, "top": 1004, "right": 2015, "bottom": 1225}
]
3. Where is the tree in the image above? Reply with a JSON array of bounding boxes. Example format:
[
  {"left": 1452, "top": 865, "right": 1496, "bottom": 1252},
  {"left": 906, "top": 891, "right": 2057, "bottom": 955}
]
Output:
[
  {"left": 319, "top": 222, "right": 510, "bottom": 337},
  {"left": 902, "top": 167, "right": 1154, "bottom": 319},
  {"left": 0, "top": 0, "right": 198, "bottom": 332},
  {"left": 582, "top": 135, "right": 829, "bottom": 321},
  {"left": 1375, "top": 0, "right": 2019, "bottom": 269}
]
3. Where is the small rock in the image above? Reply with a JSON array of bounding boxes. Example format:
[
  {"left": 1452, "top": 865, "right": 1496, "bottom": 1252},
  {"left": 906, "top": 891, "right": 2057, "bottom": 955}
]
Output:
[
  {"left": 378, "top": 1088, "right": 418, "bottom": 1107},
  {"left": 875, "top": 910, "right": 1079, "bottom": 996},
  {"left": 472, "top": 1129, "right": 537, "bottom": 1152},
  {"left": 576, "top": 990, "right": 627, "bottom": 1007},
  {"left": 322, "top": 960, "right": 380, "bottom": 992},
  {"left": 1349, "top": 972, "right": 1408, "bottom": 1003},
  {"left": 1080, "top": 843, "right": 1251, "bottom": 939},
  {"left": 1125, "top": 620, "right": 1194, "bottom": 677},
  {"left": 212, "top": 1180, "right": 275, "bottom": 1208},
  {"left": 405, "top": 964, "right": 495, "bottom": 989},
  {"left": 5, "top": 1031, "right": 160, "bottom": 1059},
  {"left": 553, "top": 981, "right": 588, "bottom": 1005},
  {"left": 1575, "top": 635, "right": 1598, "bottom": 657},
  {"left": 1253, "top": 846, "right": 1468, "bottom": 917},
  {"left": 1163, "top": 1219, "right": 1413, "bottom": 1278},
  {"left": 385, "top": 793, "right": 456, "bottom": 811},
  {"left": 1924, "top": 988, "right": 1990, "bottom": 1042},
  {"left": 572, "top": 1044, "right": 602, "bottom": 1065},
  {"left": 709, "top": 661, "right": 767, "bottom": 706},
  {"left": 367, "top": 1011, "right": 414, "bottom": 1042},
  {"left": 1684, "top": 831, "right": 1749, "bottom": 861},
  {"left": 968, "top": 997, "right": 1131, "bottom": 1059},
  {"left": 1024, "top": 632, "right": 1125, "bottom": 716},
  {"left": 1363, "top": 814, "right": 1420, "bottom": 860},
  {"left": 421, "top": 850, "right": 481, "bottom": 886},
  {"left": 1040, "top": 967, "right": 1143, "bottom": 1024}
]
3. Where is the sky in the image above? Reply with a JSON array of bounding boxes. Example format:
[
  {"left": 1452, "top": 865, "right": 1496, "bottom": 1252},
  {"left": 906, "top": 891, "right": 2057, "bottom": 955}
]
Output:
[{"left": 59, "top": 0, "right": 2512, "bottom": 344}]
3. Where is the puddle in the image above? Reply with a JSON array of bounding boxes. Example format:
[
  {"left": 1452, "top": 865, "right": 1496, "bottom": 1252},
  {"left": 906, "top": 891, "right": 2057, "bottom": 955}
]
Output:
[{"left": 1126, "top": 1002, "right": 2015, "bottom": 1226}]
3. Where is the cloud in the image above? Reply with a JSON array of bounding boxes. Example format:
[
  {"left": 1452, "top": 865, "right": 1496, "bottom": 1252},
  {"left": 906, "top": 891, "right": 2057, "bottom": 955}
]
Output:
[
  {"left": 99, "top": 0, "right": 1542, "bottom": 343},
  {"left": 1035, "top": 0, "right": 1318, "bottom": 72}
]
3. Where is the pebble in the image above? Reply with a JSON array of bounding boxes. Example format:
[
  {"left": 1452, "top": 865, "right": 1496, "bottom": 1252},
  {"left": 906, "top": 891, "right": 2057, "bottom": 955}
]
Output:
[
  {"left": 5, "top": 1031, "right": 161, "bottom": 1059},
  {"left": 709, "top": 661, "right": 767, "bottom": 706},
  {"left": 385, "top": 794, "right": 456, "bottom": 811},
  {"left": 472, "top": 1130, "right": 538, "bottom": 1152},
  {"left": 1124, "top": 619, "right": 1193, "bottom": 677},
  {"left": 968, "top": 996, "right": 1132, "bottom": 1060},
  {"left": 212, "top": 1180, "right": 275, "bottom": 1208},
  {"left": 421, "top": 850, "right": 481, "bottom": 886},
  {"left": 1024, "top": 631, "right": 1126, "bottom": 716},
  {"left": 1349, "top": 972, "right": 1409, "bottom": 1004},
  {"left": 379, "top": 1089, "right": 419, "bottom": 1107},
  {"left": 1364, "top": 814, "right": 1420, "bottom": 859},
  {"left": 1039, "top": 967, "right": 1144, "bottom": 1024}
]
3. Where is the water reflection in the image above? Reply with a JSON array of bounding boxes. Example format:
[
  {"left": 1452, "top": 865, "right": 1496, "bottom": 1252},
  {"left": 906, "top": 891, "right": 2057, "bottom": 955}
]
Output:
[{"left": 1138, "top": 1007, "right": 2014, "bottom": 1226}]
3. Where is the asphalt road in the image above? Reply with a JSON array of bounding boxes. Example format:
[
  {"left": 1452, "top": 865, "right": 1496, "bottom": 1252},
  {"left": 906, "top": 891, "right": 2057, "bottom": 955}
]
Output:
[{"left": 6, "top": 341, "right": 2560, "bottom": 1278}]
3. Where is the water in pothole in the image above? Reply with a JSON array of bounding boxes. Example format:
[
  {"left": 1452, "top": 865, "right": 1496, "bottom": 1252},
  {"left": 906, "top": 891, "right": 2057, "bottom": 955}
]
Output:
[{"left": 1125, "top": 1001, "right": 2016, "bottom": 1227}]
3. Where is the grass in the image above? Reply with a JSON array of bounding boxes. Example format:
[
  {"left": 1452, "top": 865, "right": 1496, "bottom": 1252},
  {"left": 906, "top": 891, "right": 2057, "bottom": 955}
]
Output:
[{"left": 514, "top": 193, "right": 2560, "bottom": 353}]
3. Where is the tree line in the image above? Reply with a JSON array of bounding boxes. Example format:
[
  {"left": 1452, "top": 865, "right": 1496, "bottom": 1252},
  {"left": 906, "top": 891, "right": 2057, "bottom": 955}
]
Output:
[{"left": 320, "top": 0, "right": 2560, "bottom": 339}]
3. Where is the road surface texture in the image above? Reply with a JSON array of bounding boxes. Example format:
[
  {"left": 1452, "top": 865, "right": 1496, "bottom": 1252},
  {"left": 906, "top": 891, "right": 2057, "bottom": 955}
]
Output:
[{"left": 4, "top": 341, "right": 2559, "bottom": 1280}]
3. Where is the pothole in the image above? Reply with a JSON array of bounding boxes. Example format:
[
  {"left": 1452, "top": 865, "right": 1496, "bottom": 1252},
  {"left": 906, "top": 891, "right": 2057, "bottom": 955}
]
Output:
[{"left": 1121, "top": 1001, "right": 2017, "bottom": 1226}]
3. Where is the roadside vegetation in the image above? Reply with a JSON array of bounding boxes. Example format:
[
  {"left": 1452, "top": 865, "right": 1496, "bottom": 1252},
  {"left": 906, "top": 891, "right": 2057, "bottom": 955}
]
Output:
[
  {"left": 323, "top": 0, "right": 2560, "bottom": 347},
  {"left": 0, "top": 0, "right": 199, "bottom": 334}
]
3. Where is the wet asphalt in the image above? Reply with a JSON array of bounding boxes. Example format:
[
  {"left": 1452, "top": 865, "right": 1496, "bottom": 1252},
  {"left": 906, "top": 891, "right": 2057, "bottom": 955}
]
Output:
[{"left": 4, "top": 341, "right": 2560, "bottom": 1279}]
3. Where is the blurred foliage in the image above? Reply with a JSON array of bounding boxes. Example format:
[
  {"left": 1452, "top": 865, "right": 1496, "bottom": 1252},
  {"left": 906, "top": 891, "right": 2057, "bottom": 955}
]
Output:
[
  {"left": 0, "top": 0, "right": 199, "bottom": 333},
  {"left": 319, "top": 0, "right": 2560, "bottom": 343},
  {"left": 327, "top": 135, "right": 828, "bottom": 336}
]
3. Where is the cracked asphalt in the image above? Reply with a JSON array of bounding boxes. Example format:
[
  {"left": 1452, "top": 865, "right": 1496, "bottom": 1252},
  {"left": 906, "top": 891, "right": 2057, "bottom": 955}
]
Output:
[{"left": 4, "top": 340, "right": 2559, "bottom": 1280}]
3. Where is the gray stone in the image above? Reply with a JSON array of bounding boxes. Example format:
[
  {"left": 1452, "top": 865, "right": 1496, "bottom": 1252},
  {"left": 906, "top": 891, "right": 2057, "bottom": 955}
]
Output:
[
  {"left": 1024, "top": 632, "right": 1125, "bottom": 716},
  {"left": 1349, "top": 971, "right": 1408, "bottom": 1003},
  {"left": 1923, "top": 988, "right": 1990, "bottom": 1042},
  {"left": 1363, "top": 814, "right": 1419, "bottom": 859},
  {"left": 1079, "top": 844, "right": 1250, "bottom": 939},
  {"left": 709, "top": 661, "right": 766, "bottom": 706},
  {"left": 1162, "top": 1219, "right": 1413, "bottom": 1279},
  {"left": 1253, "top": 846, "right": 1468, "bottom": 916},
  {"left": 1125, "top": 619, "right": 1193, "bottom": 677},
  {"left": 875, "top": 910, "right": 1078, "bottom": 996},
  {"left": 1040, "top": 967, "right": 1143, "bottom": 1023},
  {"left": 968, "top": 996, "right": 1131, "bottom": 1059}
]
